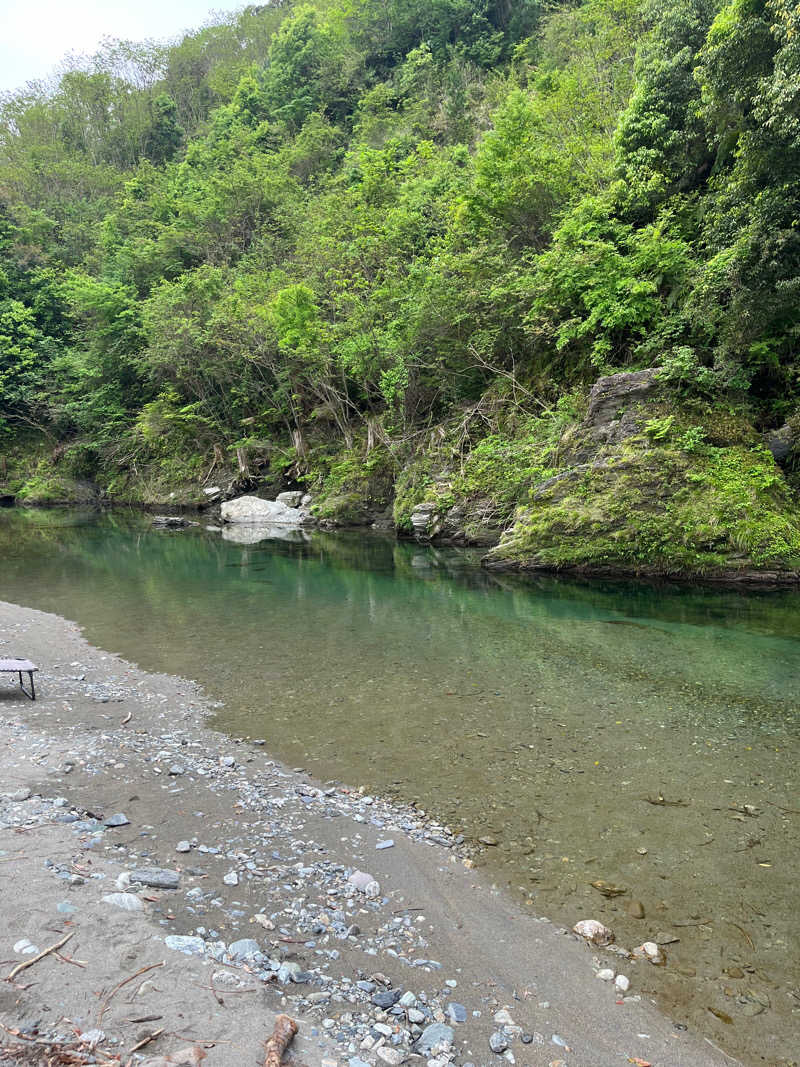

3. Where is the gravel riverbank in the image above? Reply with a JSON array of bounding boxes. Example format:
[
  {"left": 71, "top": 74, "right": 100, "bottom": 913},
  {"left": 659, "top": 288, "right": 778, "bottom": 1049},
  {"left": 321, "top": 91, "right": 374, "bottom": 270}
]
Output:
[{"left": 0, "top": 599, "right": 738, "bottom": 1067}]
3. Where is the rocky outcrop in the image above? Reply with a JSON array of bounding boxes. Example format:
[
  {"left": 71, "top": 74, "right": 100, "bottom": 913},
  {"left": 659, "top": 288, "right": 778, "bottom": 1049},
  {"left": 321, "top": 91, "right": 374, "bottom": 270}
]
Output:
[
  {"left": 485, "top": 370, "right": 800, "bottom": 579},
  {"left": 221, "top": 494, "right": 314, "bottom": 526}
]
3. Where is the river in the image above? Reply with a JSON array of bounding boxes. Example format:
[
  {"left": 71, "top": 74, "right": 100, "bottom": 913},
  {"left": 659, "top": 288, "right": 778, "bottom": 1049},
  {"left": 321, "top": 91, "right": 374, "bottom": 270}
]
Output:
[{"left": 2, "top": 507, "right": 798, "bottom": 1064}]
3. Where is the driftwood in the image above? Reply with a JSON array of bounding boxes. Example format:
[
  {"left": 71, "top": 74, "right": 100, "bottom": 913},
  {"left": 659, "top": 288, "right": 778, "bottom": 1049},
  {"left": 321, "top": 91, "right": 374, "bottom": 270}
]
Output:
[{"left": 263, "top": 1014, "right": 297, "bottom": 1067}]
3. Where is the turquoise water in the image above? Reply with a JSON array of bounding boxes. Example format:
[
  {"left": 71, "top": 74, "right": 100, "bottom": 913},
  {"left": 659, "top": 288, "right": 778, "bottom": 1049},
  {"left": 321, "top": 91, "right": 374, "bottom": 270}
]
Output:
[{"left": 2, "top": 508, "right": 799, "bottom": 1063}]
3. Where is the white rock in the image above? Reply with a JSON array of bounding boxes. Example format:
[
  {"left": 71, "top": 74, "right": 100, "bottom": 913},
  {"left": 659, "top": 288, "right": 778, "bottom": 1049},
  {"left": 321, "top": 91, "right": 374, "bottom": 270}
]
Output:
[
  {"left": 615, "top": 974, "right": 631, "bottom": 992},
  {"left": 223, "top": 871, "right": 239, "bottom": 886},
  {"left": 572, "top": 919, "right": 614, "bottom": 945},
  {"left": 13, "top": 939, "right": 38, "bottom": 955},
  {"left": 596, "top": 968, "right": 615, "bottom": 981},
  {"left": 102, "top": 892, "right": 144, "bottom": 912},
  {"left": 633, "top": 941, "right": 665, "bottom": 965},
  {"left": 221, "top": 495, "right": 313, "bottom": 526}
]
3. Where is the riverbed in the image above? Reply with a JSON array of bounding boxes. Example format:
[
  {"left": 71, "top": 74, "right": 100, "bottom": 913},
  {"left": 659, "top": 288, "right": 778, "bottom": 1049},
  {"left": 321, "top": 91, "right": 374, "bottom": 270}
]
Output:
[{"left": 2, "top": 507, "right": 798, "bottom": 1065}]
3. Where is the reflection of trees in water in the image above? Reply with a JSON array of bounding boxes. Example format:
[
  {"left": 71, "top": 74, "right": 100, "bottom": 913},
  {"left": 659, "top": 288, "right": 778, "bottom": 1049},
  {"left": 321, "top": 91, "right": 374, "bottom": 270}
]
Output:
[{"left": 2, "top": 509, "right": 799, "bottom": 730}]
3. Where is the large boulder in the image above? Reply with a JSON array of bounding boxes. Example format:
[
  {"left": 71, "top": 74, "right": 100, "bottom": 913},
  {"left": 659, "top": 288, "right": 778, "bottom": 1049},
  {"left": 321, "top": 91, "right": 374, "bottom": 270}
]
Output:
[{"left": 221, "top": 494, "right": 314, "bottom": 526}]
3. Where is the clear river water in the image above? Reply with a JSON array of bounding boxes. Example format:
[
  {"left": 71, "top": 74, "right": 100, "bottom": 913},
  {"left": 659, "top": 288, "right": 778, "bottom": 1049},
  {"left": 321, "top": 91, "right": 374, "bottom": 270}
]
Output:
[{"left": 1, "top": 508, "right": 798, "bottom": 1064}]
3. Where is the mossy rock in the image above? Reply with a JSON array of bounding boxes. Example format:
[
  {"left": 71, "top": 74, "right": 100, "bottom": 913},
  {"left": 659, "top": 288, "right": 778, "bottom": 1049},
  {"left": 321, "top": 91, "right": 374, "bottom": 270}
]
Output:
[{"left": 487, "top": 436, "right": 800, "bottom": 578}]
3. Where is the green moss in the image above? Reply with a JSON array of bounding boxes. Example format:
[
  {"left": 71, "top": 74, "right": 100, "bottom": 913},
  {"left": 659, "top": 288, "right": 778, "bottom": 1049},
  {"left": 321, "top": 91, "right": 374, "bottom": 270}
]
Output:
[
  {"left": 312, "top": 445, "right": 395, "bottom": 525},
  {"left": 490, "top": 437, "right": 800, "bottom": 574}
]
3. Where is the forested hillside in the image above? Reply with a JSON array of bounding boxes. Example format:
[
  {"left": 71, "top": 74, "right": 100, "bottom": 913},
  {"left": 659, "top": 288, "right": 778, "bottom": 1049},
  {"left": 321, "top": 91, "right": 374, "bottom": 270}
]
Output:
[{"left": 2, "top": 0, "right": 800, "bottom": 576}]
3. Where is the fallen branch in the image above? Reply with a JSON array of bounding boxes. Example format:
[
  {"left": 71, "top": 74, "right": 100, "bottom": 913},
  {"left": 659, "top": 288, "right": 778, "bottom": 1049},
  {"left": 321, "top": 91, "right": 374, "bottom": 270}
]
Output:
[
  {"left": 263, "top": 1014, "right": 298, "bottom": 1067},
  {"left": 4, "top": 932, "right": 74, "bottom": 981},
  {"left": 98, "top": 961, "right": 165, "bottom": 1024}
]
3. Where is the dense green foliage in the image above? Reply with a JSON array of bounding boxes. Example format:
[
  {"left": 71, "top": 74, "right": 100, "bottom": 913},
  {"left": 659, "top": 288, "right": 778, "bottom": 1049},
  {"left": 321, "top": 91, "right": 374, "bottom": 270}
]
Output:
[{"left": 1, "top": 0, "right": 799, "bottom": 569}]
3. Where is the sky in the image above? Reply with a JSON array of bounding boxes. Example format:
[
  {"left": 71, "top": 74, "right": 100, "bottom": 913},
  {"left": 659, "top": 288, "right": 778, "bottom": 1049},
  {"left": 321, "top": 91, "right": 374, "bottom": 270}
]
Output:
[{"left": 0, "top": 0, "right": 247, "bottom": 93}]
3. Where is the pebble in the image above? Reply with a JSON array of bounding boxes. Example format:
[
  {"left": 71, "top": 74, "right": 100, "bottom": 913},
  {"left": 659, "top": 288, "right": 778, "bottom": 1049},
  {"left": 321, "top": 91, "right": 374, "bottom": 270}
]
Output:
[
  {"left": 223, "top": 870, "right": 239, "bottom": 886},
  {"left": 447, "top": 1002, "right": 467, "bottom": 1024},
  {"left": 348, "top": 870, "right": 381, "bottom": 897},
  {"left": 572, "top": 919, "right": 613, "bottom": 945},
  {"left": 414, "top": 1023, "right": 454, "bottom": 1054},
  {"left": 130, "top": 867, "right": 180, "bottom": 890},
  {"left": 597, "top": 968, "right": 615, "bottom": 981},
  {"left": 168, "top": 764, "right": 185, "bottom": 776},
  {"left": 615, "top": 974, "right": 631, "bottom": 993},
  {"left": 176, "top": 840, "right": 192, "bottom": 853},
  {"left": 489, "top": 1032, "right": 508, "bottom": 1054},
  {"left": 8, "top": 788, "right": 31, "bottom": 802},
  {"left": 372, "top": 989, "right": 402, "bottom": 1009},
  {"left": 633, "top": 941, "right": 666, "bottom": 965},
  {"left": 13, "top": 939, "right": 39, "bottom": 955},
  {"left": 626, "top": 898, "right": 646, "bottom": 919},
  {"left": 399, "top": 991, "right": 417, "bottom": 1007},
  {"left": 227, "top": 938, "right": 261, "bottom": 960},
  {"left": 219, "top": 756, "right": 236, "bottom": 768},
  {"left": 376, "top": 839, "right": 395, "bottom": 850},
  {"left": 104, "top": 813, "right": 130, "bottom": 827},
  {"left": 164, "top": 935, "right": 205, "bottom": 954}
]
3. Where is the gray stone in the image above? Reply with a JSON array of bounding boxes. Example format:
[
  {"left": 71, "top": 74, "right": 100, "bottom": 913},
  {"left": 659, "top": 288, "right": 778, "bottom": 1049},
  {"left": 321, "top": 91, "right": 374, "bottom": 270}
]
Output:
[
  {"left": 447, "top": 1003, "right": 467, "bottom": 1024},
  {"left": 398, "top": 991, "right": 417, "bottom": 1007},
  {"left": 8, "top": 788, "right": 31, "bottom": 802},
  {"left": 376, "top": 839, "right": 395, "bottom": 850},
  {"left": 276, "top": 491, "right": 303, "bottom": 508},
  {"left": 130, "top": 867, "right": 180, "bottom": 890},
  {"left": 228, "top": 938, "right": 261, "bottom": 960},
  {"left": 168, "top": 764, "right": 185, "bottom": 776},
  {"left": 414, "top": 1023, "right": 454, "bottom": 1054},
  {"left": 176, "top": 840, "right": 192, "bottom": 853},
  {"left": 372, "top": 989, "right": 402, "bottom": 1009},
  {"left": 103, "top": 813, "right": 130, "bottom": 827},
  {"left": 277, "top": 961, "right": 302, "bottom": 983},
  {"left": 489, "top": 1032, "right": 508, "bottom": 1054},
  {"left": 165, "top": 935, "right": 205, "bottom": 955},
  {"left": 223, "top": 870, "right": 239, "bottom": 886},
  {"left": 765, "top": 423, "right": 798, "bottom": 464},
  {"left": 219, "top": 756, "right": 236, "bottom": 768}
]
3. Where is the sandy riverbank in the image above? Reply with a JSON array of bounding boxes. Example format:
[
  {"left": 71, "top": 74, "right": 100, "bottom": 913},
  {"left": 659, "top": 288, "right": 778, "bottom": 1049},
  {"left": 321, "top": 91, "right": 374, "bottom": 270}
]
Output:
[{"left": 0, "top": 599, "right": 738, "bottom": 1067}]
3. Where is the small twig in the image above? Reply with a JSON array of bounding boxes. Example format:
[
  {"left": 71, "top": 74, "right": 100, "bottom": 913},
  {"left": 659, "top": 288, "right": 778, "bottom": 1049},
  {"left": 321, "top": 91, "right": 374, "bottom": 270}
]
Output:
[
  {"left": 727, "top": 920, "right": 755, "bottom": 950},
  {"left": 55, "top": 950, "right": 88, "bottom": 968},
  {"left": 764, "top": 799, "right": 800, "bottom": 815},
  {"left": 4, "top": 931, "right": 74, "bottom": 981},
  {"left": 121, "top": 711, "right": 132, "bottom": 725},
  {"left": 98, "top": 961, "right": 165, "bottom": 1024},
  {"left": 127, "top": 1027, "right": 164, "bottom": 1055}
]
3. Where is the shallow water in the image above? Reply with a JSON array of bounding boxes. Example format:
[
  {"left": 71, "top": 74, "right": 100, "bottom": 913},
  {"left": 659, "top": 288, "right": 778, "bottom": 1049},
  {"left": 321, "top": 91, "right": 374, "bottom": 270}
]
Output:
[{"left": 2, "top": 508, "right": 799, "bottom": 1064}]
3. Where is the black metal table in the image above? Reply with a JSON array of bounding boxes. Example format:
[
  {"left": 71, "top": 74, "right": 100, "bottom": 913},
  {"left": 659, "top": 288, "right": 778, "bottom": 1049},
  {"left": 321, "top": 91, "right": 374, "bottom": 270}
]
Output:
[{"left": 0, "top": 658, "right": 38, "bottom": 700}]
